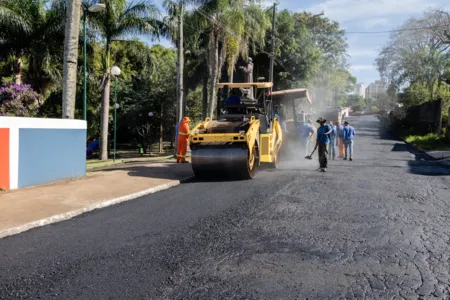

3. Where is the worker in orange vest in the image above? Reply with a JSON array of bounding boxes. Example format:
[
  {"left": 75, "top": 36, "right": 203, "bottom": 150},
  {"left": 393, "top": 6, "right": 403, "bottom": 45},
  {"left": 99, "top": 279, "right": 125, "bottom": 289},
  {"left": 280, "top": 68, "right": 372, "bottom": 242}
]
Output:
[{"left": 177, "top": 116, "right": 191, "bottom": 163}]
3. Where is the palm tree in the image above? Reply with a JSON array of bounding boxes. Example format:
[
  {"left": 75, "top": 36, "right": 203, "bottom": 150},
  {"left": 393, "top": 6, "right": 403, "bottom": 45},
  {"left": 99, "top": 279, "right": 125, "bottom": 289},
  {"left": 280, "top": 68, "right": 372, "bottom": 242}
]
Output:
[
  {"left": 87, "top": 0, "right": 163, "bottom": 160},
  {"left": 0, "top": 0, "right": 66, "bottom": 89},
  {"left": 62, "top": 0, "right": 82, "bottom": 119},
  {"left": 193, "top": 0, "right": 269, "bottom": 118}
]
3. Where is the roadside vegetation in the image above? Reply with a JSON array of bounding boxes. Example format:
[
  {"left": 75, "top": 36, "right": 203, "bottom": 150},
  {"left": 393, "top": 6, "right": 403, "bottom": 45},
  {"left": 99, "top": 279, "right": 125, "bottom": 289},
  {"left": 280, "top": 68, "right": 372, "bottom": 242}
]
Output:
[
  {"left": 375, "top": 9, "right": 450, "bottom": 150},
  {"left": 405, "top": 132, "right": 450, "bottom": 151},
  {"left": 0, "top": 0, "right": 359, "bottom": 160}
]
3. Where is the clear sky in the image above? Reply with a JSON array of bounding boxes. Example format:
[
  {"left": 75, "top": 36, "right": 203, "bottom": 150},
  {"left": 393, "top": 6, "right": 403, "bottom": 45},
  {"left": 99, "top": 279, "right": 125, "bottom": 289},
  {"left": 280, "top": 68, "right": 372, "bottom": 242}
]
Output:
[{"left": 147, "top": 0, "right": 450, "bottom": 87}]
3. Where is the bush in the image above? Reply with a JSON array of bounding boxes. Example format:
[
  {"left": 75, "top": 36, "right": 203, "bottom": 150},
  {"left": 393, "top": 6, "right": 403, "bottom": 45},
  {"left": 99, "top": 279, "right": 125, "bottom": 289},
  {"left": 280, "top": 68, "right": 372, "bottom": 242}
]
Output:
[
  {"left": 405, "top": 133, "right": 450, "bottom": 151},
  {"left": 351, "top": 104, "right": 363, "bottom": 112},
  {"left": 0, "top": 84, "right": 40, "bottom": 117}
]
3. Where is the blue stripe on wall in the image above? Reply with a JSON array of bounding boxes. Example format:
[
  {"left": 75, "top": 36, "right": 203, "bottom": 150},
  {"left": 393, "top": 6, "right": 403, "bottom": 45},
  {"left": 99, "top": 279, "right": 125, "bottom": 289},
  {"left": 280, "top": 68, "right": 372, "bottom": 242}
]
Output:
[{"left": 18, "top": 128, "right": 86, "bottom": 188}]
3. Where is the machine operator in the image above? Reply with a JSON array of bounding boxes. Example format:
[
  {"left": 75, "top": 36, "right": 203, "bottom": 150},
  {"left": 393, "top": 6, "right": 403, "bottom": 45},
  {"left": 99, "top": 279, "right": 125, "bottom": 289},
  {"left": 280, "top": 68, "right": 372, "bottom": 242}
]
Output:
[{"left": 225, "top": 89, "right": 241, "bottom": 105}]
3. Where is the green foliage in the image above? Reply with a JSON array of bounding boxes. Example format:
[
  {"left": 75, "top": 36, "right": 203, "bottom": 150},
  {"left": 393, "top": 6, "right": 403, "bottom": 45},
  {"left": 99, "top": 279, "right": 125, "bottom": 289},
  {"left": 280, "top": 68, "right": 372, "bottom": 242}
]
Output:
[
  {"left": 405, "top": 133, "right": 450, "bottom": 151},
  {"left": 397, "top": 82, "right": 429, "bottom": 108},
  {"left": 0, "top": 0, "right": 65, "bottom": 93},
  {"left": 0, "top": 0, "right": 355, "bottom": 148},
  {"left": 376, "top": 9, "right": 450, "bottom": 109},
  {"left": 0, "top": 83, "right": 40, "bottom": 117},
  {"left": 117, "top": 45, "right": 177, "bottom": 147},
  {"left": 345, "top": 94, "right": 365, "bottom": 106}
]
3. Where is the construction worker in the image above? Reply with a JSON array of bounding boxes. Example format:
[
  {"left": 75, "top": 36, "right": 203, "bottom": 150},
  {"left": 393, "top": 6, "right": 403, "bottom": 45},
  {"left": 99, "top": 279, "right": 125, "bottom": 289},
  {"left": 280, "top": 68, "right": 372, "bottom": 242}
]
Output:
[
  {"left": 336, "top": 121, "right": 345, "bottom": 158},
  {"left": 316, "top": 118, "right": 333, "bottom": 172},
  {"left": 177, "top": 116, "right": 191, "bottom": 163},
  {"left": 342, "top": 121, "right": 356, "bottom": 161},
  {"left": 328, "top": 120, "right": 337, "bottom": 160},
  {"left": 299, "top": 120, "right": 315, "bottom": 155}
]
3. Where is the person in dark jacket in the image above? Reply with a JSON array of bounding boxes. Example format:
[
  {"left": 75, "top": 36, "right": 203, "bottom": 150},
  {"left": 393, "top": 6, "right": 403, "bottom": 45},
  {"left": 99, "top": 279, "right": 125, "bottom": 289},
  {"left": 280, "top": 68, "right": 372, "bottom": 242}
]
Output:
[
  {"left": 328, "top": 120, "right": 337, "bottom": 160},
  {"left": 316, "top": 118, "right": 333, "bottom": 172}
]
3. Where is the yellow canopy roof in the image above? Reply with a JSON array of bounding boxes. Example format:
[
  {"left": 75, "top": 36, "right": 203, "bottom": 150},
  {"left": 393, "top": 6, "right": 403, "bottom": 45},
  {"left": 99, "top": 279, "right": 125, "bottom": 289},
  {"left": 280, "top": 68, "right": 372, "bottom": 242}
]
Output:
[
  {"left": 216, "top": 82, "right": 273, "bottom": 88},
  {"left": 270, "top": 88, "right": 312, "bottom": 105}
]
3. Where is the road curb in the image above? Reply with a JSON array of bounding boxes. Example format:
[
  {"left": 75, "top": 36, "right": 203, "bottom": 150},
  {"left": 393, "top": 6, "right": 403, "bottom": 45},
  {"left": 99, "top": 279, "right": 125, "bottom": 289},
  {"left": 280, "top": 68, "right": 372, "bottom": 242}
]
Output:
[
  {"left": 395, "top": 134, "right": 450, "bottom": 168},
  {"left": 0, "top": 176, "right": 196, "bottom": 240}
]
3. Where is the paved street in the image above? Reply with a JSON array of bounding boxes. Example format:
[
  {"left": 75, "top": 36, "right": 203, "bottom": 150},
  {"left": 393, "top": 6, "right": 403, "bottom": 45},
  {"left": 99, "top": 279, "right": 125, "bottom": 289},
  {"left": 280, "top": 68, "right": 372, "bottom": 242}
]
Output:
[{"left": 1, "top": 115, "right": 450, "bottom": 299}]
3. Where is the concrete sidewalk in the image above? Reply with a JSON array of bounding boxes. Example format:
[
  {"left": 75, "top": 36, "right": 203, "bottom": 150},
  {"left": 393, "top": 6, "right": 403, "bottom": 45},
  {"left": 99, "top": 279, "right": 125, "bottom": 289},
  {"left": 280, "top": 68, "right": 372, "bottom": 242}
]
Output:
[{"left": 0, "top": 163, "right": 194, "bottom": 239}]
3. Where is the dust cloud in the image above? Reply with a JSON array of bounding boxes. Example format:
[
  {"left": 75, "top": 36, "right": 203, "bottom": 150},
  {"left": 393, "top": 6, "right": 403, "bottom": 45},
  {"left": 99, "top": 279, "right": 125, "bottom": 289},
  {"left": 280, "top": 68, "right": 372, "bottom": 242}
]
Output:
[{"left": 275, "top": 82, "right": 335, "bottom": 169}]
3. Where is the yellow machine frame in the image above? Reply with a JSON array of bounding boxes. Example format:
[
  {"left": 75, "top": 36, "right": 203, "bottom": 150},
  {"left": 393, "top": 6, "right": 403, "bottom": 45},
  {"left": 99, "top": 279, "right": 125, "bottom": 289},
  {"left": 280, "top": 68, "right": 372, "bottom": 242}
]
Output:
[{"left": 189, "top": 82, "right": 283, "bottom": 167}]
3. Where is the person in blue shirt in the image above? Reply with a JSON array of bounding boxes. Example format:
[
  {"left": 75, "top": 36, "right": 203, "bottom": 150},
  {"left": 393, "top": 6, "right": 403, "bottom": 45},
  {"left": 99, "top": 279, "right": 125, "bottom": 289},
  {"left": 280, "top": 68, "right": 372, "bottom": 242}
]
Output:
[
  {"left": 342, "top": 121, "right": 356, "bottom": 161},
  {"left": 316, "top": 118, "right": 333, "bottom": 172},
  {"left": 299, "top": 120, "right": 315, "bottom": 155},
  {"left": 225, "top": 89, "right": 241, "bottom": 105},
  {"left": 274, "top": 106, "right": 288, "bottom": 133},
  {"left": 336, "top": 122, "right": 345, "bottom": 158},
  {"left": 328, "top": 120, "right": 337, "bottom": 160}
]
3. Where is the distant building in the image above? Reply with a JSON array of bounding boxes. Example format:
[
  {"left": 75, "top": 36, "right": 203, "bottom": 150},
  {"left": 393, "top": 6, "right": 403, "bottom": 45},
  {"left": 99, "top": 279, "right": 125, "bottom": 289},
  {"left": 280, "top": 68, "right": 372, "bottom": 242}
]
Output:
[
  {"left": 365, "top": 79, "right": 389, "bottom": 100},
  {"left": 355, "top": 83, "right": 365, "bottom": 98}
]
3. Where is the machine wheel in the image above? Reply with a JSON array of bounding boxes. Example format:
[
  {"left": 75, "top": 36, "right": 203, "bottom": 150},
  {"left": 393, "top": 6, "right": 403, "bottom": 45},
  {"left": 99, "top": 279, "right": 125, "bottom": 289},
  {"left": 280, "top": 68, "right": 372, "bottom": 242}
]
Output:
[
  {"left": 245, "top": 141, "right": 259, "bottom": 179},
  {"left": 268, "top": 149, "right": 280, "bottom": 169}
]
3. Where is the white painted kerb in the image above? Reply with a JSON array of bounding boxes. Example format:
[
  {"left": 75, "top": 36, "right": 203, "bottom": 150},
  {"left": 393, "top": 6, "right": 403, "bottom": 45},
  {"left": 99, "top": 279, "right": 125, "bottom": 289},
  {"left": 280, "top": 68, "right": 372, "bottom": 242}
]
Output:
[{"left": 0, "top": 116, "right": 87, "bottom": 129}]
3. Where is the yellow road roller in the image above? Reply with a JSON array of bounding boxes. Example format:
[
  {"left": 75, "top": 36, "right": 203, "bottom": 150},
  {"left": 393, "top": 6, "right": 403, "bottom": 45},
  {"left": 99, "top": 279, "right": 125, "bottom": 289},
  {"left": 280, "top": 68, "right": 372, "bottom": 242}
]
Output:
[{"left": 189, "top": 82, "right": 283, "bottom": 179}]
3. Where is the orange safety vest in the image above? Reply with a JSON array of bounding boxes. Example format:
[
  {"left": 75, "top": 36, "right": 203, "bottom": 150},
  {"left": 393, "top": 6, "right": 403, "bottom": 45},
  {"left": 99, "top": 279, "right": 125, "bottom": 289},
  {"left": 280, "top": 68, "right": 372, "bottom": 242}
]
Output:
[{"left": 178, "top": 120, "right": 190, "bottom": 138}]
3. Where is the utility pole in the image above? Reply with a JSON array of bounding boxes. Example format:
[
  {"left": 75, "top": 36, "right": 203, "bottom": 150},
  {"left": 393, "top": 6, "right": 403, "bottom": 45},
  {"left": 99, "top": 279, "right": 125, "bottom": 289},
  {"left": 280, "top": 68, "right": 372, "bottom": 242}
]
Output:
[
  {"left": 174, "top": 1, "right": 184, "bottom": 158},
  {"left": 269, "top": 3, "right": 276, "bottom": 84}
]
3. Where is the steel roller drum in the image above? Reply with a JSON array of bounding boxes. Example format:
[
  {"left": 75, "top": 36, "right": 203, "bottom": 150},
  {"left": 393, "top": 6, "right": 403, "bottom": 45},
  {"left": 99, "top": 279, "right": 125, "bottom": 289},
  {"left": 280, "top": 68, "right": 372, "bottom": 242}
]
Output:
[{"left": 191, "top": 147, "right": 256, "bottom": 180}]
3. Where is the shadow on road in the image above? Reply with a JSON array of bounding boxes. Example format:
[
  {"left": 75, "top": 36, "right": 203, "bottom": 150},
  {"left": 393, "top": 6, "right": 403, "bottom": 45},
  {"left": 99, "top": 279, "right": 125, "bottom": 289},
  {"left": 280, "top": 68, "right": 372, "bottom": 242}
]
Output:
[
  {"left": 380, "top": 132, "right": 450, "bottom": 176},
  {"left": 90, "top": 163, "right": 195, "bottom": 181}
]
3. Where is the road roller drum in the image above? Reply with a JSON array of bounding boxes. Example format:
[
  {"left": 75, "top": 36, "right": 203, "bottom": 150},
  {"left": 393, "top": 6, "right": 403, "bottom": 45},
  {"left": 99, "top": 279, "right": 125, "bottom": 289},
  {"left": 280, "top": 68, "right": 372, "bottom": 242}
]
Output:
[{"left": 191, "top": 147, "right": 258, "bottom": 180}]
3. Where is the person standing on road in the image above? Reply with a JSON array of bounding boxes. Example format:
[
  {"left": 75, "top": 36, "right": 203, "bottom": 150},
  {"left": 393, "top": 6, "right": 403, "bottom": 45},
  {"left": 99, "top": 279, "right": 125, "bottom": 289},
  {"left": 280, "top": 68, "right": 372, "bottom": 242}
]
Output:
[
  {"left": 177, "top": 116, "right": 191, "bottom": 163},
  {"left": 336, "top": 121, "right": 345, "bottom": 158},
  {"left": 328, "top": 120, "right": 337, "bottom": 160},
  {"left": 299, "top": 120, "right": 315, "bottom": 155},
  {"left": 316, "top": 118, "right": 333, "bottom": 172},
  {"left": 342, "top": 121, "right": 356, "bottom": 161}
]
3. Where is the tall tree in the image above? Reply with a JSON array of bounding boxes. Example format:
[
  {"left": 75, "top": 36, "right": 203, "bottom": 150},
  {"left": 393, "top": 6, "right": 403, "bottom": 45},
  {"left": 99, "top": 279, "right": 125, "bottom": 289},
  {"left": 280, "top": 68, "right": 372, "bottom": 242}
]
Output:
[
  {"left": 376, "top": 11, "right": 450, "bottom": 133},
  {"left": 376, "top": 14, "right": 450, "bottom": 100},
  {"left": 193, "top": 0, "right": 269, "bottom": 118},
  {"left": 62, "top": 0, "right": 82, "bottom": 118},
  {"left": 87, "top": 0, "right": 162, "bottom": 160},
  {"left": 0, "top": 0, "right": 65, "bottom": 91}
]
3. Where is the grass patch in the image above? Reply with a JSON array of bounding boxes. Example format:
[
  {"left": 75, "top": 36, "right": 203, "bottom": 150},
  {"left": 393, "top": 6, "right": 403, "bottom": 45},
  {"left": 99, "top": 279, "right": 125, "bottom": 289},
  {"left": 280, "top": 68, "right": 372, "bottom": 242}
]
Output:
[
  {"left": 405, "top": 133, "right": 450, "bottom": 151},
  {"left": 86, "top": 155, "right": 175, "bottom": 170}
]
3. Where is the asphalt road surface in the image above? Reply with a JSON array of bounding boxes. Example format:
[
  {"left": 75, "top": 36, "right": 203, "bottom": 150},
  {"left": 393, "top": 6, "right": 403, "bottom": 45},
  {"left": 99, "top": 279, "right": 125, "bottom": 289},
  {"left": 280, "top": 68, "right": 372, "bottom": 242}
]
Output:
[{"left": 1, "top": 115, "right": 450, "bottom": 299}]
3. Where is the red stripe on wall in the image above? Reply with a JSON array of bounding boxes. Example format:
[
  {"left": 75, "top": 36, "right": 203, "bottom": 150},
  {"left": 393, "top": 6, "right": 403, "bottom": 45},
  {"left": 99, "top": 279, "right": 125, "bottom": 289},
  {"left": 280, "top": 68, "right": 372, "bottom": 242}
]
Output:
[{"left": 0, "top": 128, "right": 10, "bottom": 190}]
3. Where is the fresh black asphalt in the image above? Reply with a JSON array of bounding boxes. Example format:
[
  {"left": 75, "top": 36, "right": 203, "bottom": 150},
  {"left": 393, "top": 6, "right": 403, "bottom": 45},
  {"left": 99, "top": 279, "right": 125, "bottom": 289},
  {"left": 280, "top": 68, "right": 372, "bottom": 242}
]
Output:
[{"left": 1, "top": 115, "right": 450, "bottom": 299}]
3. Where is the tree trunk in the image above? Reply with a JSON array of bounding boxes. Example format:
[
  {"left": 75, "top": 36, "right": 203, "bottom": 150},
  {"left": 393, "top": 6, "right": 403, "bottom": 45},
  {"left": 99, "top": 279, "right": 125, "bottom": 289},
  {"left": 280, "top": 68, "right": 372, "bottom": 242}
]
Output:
[
  {"left": 160, "top": 102, "right": 163, "bottom": 153},
  {"left": 202, "top": 70, "right": 208, "bottom": 119},
  {"left": 100, "top": 73, "right": 111, "bottom": 160},
  {"left": 100, "top": 42, "right": 112, "bottom": 160},
  {"left": 176, "top": 2, "right": 184, "bottom": 124},
  {"left": 62, "top": 0, "right": 82, "bottom": 119},
  {"left": 207, "top": 33, "right": 218, "bottom": 118},
  {"left": 436, "top": 98, "right": 443, "bottom": 134},
  {"left": 14, "top": 55, "right": 23, "bottom": 85},
  {"left": 229, "top": 61, "right": 234, "bottom": 83}
]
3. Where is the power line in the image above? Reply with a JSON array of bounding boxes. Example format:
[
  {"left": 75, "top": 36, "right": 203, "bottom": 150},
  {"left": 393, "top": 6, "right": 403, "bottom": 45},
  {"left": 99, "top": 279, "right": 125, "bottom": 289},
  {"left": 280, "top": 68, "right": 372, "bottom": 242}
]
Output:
[{"left": 345, "top": 24, "right": 449, "bottom": 34}]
